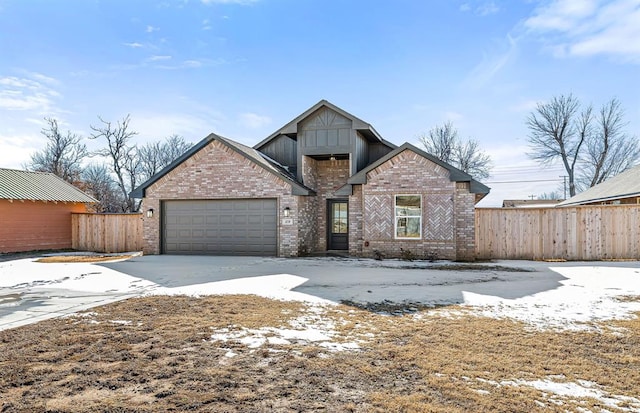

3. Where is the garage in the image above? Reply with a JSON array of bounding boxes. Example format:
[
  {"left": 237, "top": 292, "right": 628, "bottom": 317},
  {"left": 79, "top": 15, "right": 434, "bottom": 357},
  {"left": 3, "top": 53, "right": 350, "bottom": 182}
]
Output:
[{"left": 162, "top": 199, "right": 277, "bottom": 255}]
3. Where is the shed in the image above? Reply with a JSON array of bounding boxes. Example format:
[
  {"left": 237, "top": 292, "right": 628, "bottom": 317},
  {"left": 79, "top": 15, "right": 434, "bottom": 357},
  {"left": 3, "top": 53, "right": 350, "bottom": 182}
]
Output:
[{"left": 0, "top": 168, "right": 97, "bottom": 253}]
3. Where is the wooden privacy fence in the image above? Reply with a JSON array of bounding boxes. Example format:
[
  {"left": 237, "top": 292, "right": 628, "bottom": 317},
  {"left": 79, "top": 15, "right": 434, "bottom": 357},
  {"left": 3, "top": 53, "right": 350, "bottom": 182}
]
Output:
[
  {"left": 72, "top": 213, "right": 143, "bottom": 253},
  {"left": 476, "top": 205, "right": 640, "bottom": 260}
]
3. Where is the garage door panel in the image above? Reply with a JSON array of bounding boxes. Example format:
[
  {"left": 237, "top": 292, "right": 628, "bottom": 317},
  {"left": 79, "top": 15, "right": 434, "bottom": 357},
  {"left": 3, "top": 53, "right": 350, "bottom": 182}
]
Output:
[{"left": 163, "top": 199, "right": 277, "bottom": 255}]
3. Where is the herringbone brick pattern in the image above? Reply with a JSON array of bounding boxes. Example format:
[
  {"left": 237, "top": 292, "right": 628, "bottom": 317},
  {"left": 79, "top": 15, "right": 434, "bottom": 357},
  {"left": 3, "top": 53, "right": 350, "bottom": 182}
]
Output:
[
  {"left": 425, "top": 195, "right": 454, "bottom": 240},
  {"left": 364, "top": 195, "right": 392, "bottom": 239}
]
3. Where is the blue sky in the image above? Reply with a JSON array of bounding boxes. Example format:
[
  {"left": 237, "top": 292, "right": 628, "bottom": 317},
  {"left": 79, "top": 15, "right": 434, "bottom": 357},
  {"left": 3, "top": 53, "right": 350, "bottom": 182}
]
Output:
[{"left": 1, "top": 0, "right": 639, "bottom": 206}]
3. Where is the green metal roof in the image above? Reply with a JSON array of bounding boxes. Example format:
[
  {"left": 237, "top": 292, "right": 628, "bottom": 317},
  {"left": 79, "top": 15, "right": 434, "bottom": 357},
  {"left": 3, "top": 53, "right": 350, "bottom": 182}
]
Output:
[{"left": 0, "top": 168, "right": 97, "bottom": 203}]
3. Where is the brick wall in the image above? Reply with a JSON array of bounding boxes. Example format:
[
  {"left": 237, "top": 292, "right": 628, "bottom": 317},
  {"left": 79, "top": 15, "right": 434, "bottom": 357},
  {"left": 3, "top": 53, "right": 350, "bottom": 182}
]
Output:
[
  {"left": 313, "top": 159, "right": 350, "bottom": 251},
  {"left": 348, "top": 184, "right": 364, "bottom": 255},
  {"left": 454, "top": 182, "right": 476, "bottom": 260},
  {"left": 142, "top": 139, "right": 299, "bottom": 256},
  {"left": 359, "top": 149, "right": 475, "bottom": 260}
]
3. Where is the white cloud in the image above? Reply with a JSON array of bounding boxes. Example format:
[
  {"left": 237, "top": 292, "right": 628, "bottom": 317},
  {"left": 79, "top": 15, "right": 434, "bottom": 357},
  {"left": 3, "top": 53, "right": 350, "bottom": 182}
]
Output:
[
  {"left": 154, "top": 58, "right": 228, "bottom": 70},
  {"left": 239, "top": 112, "right": 272, "bottom": 129},
  {"left": 146, "top": 25, "right": 159, "bottom": 33},
  {"left": 0, "top": 133, "right": 41, "bottom": 169},
  {"left": 124, "top": 42, "right": 144, "bottom": 48},
  {"left": 477, "top": 1, "right": 500, "bottom": 16},
  {"left": 464, "top": 34, "right": 518, "bottom": 88},
  {"left": 524, "top": 0, "right": 640, "bottom": 63},
  {"left": 459, "top": 1, "right": 500, "bottom": 16},
  {"left": 0, "top": 75, "right": 62, "bottom": 113},
  {"left": 148, "top": 55, "right": 172, "bottom": 61},
  {"left": 202, "top": 19, "right": 212, "bottom": 30}
]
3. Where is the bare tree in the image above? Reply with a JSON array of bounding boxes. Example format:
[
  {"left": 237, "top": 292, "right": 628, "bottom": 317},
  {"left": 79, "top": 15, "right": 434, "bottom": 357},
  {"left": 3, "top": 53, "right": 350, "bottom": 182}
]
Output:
[
  {"left": 81, "top": 163, "right": 121, "bottom": 212},
  {"left": 527, "top": 94, "right": 639, "bottom": 196},
  {"left": 578, "top": 98, "right": 640, "bottom": 189},
  {"left": 27, "top": 118, "right": 87, "bottom": 183},
  {"left": 526, "top": 94, "right": 583, "bottom": 197},
  {"left": 138, "top": 134, "right": 192, "bottom": 181},
  {"left": 89, "top": 115, "right": 139, "bottom": 212},
  {"left": 537, "top": 191, "right": 564, "bottom": 200},
  {"left": 419, "top": 121, "right": 492, "bottom": 180}
]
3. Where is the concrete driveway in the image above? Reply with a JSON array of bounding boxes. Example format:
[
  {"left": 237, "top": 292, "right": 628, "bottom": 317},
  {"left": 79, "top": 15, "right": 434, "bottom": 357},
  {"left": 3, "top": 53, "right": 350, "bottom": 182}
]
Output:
[
  {"left": 2, "top": 254, "right": 639, "bottom": 331},
  {"left": 101, "top": 255, "right": 567, "bottom": 305}
]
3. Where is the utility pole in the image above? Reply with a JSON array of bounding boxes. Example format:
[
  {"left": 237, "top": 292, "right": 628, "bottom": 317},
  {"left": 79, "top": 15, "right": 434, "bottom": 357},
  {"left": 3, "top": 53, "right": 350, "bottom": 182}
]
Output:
[
  {"left": 560, "top": 175, "right": 568, "bottom": 199},
  {"left": 528, "top": 195, "right": 535, "bottom": 200}
]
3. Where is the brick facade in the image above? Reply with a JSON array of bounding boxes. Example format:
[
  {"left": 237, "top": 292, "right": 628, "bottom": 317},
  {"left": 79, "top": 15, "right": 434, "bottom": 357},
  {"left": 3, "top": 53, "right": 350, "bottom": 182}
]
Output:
[
  {"left": 141, "top": 140, "right": 299, "bottom": 257},
  {"left": 356, "top": 150, "right": 475, "bottom": 260}
]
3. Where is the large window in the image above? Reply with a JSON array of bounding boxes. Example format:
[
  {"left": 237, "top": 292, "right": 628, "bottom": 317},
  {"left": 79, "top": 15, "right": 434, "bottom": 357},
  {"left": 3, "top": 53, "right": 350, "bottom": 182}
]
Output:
[{"left": 395, "top": 195, "right": 421, "bottom": 239}]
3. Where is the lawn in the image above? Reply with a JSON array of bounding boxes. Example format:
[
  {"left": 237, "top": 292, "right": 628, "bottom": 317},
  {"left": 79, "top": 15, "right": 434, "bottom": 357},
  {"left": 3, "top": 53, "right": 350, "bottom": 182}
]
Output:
[{"left": 1, "top": 294, "right": 639, "bottom": 412}]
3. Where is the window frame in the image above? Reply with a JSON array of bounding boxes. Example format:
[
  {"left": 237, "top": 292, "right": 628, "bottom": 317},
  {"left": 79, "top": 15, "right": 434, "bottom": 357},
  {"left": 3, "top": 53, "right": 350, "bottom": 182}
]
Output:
[{"left": 394, "top": 194, "right": 422, "bottom": 239}]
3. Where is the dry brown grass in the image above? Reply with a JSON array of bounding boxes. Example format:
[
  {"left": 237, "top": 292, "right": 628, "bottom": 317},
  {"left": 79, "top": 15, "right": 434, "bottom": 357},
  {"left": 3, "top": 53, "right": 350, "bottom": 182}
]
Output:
[
  {"left": 35, "top": 255, "right": 136, "bottom": 263},
  {"left": 1, "top": 295, "right": 639, "bottom": 412}
]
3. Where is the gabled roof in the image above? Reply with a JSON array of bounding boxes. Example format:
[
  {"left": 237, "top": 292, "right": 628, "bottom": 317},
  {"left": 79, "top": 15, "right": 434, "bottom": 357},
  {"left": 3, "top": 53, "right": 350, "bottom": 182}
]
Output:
[
  {"left": 346, "top": 143, "right": 490, "bottom": 197},
  {"left": 254, "top": 99, "right": 396, "bottom": 150},
  {"left": 0, "top": 168, "right": 97, "bottom": 203},
  {"left": 130, "top": 133, "right": 315, "bottom": 198},
  {"left": 558, "top": 164, "right": 640, "bottom": 207}
]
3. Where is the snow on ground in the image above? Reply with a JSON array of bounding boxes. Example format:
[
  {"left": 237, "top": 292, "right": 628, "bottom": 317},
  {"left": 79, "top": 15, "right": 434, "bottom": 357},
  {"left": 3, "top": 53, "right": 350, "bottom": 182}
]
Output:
[
  {"left": 472, "top": 376, "right": 640, "bottom": 411},
  {"left": 462, "top": 266, "right": 640, "bottom": 330},
  {"left": 3, "top": 257, "right": 640, "bottom": 408}
]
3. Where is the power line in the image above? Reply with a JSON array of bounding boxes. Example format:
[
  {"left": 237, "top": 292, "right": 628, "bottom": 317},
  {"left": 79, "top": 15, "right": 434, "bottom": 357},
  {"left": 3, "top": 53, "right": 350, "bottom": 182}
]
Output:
[{"left": 485, "top": 178, "right": 563, "bottom": 184}]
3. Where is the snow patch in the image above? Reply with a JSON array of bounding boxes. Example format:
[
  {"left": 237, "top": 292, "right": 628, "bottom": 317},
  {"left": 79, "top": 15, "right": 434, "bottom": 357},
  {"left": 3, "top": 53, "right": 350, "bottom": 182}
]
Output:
[
  {"left": 462, "top": 266, "right": 640, "bottom": 330},
  {"left": 209, "top": 304, "right": 360, "bottom": 352}
]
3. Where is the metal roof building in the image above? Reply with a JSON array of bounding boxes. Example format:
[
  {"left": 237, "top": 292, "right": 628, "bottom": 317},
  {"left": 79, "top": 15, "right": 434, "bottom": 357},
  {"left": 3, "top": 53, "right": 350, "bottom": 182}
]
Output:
[
  {"left": 0, "top": 168, "right": 96, "bottom": 203},
  {"left": 558, "top": 165, "right": 640, "bottom": 207}
]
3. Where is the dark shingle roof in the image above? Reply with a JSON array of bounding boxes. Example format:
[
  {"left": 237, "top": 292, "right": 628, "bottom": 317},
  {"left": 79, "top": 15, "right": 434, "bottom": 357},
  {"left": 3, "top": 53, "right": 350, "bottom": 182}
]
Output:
[
  {"left": 0, "top": 168, "right": 97, "bottom": 203},
  {"left": 558, "top": 164, "right": 640, "bottom": 206}
]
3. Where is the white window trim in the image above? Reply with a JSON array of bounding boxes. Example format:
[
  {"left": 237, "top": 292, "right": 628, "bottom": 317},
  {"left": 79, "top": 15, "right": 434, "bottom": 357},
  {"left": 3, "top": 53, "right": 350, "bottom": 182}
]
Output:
[{"left": 394, "top": 194, "right": 422, "bottom": 239}]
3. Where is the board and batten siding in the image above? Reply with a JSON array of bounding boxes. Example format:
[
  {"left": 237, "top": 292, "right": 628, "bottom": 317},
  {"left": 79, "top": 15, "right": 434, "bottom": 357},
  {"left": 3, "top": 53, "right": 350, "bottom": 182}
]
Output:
[
  {"left": 475, "top": 205, "right": 640, "bottom": 260},
  {"left": 72, "top": 213, "right": 143, "bottom": 253}
]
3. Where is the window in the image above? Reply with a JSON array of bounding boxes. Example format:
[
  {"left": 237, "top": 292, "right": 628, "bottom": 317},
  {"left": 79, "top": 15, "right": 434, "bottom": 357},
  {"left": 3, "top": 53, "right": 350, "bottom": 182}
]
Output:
[{"left": 395, "top": 195, "right": 421, "bottom": 239}]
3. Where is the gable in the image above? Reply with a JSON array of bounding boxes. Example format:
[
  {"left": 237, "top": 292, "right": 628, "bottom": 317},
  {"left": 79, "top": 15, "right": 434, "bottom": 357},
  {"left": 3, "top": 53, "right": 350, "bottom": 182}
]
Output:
[
  {"left": 300, "top": 107, "right": 352, "bottom": 130},
  {"left": 365, "top": 150, "right": 452, "bottom": 189}
]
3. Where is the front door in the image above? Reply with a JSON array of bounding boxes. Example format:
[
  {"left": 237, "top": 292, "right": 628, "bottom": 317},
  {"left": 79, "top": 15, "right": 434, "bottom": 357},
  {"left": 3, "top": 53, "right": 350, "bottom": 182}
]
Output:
[{"left": 327, "top": 200, "right": 348, "bottom": 250}]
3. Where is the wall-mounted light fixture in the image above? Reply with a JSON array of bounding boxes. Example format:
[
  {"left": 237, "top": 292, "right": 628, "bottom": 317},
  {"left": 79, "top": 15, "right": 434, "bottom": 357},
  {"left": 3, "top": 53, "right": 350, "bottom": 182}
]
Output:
[
  {"left": 283, "top": 207, "right": 291, "bottom": 217},
  {"left": 329, "top": 154, "right": 336, "bottom": 161},
  {"left": 146, "top": 208, "right": 154, "bottom": 218}
]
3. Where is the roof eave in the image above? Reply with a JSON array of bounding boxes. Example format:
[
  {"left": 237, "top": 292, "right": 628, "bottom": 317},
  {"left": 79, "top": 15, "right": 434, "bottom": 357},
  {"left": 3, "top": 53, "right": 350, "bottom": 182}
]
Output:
[{"left": 558, "top": 191, "right": 640, "bottom": 207}]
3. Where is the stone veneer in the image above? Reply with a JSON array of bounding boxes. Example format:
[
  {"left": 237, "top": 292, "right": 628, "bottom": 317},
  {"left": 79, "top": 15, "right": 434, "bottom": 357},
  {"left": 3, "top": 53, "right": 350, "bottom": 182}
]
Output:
[{"left": 141, "top": 140, "right": 299, "bottom": 257}]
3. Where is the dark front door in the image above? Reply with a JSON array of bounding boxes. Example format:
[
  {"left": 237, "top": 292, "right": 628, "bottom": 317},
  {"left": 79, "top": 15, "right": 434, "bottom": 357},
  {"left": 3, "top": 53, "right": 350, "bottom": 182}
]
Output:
[{"left": 327, "top": 200, "right": 348, "bottom": 250}]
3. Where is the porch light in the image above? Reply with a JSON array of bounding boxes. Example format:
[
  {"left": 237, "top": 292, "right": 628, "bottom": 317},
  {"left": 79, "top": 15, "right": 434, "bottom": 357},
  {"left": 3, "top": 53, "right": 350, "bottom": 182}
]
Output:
[
  {"left": 146, "top": 208, "right": 154, "bottom": 218},
  {"left": 283, "top": 207, "right": 291, "bottom": 217}
]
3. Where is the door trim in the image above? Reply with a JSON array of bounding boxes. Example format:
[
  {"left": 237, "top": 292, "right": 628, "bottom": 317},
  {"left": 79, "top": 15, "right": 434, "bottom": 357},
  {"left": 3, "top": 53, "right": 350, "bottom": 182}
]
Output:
[{"left": 327, "top": 199, "right": 349, "bottom": 251}]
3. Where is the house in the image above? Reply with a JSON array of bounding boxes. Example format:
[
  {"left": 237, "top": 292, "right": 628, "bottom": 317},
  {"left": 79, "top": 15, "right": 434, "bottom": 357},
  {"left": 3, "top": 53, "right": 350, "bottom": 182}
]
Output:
[
  {"left": 558, "top": 164, "right": 640, "bottom": 207},
  {"left": 0, "top": 168, "right": 97, "bottom": 253},
  {"left": 131, "top": 100, "right": 489, "bottom": 260},
  {"left": 502, "top": 199, "right": 564, "bottom": 208}
]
